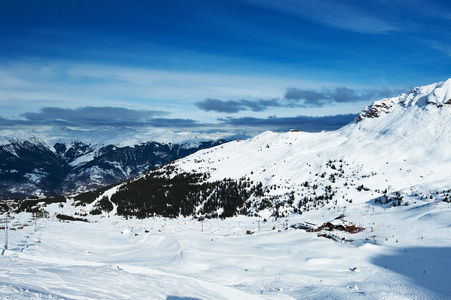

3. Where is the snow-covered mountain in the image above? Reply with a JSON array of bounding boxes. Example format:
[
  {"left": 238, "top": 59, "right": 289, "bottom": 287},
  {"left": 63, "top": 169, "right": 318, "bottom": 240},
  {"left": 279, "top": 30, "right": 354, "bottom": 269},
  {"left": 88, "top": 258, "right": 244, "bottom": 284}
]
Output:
[
  {"left": 357, "top": 78, "right": 451, "bottom": 122},
  {"left": 61, "top": 78, "right": 451, "bottom": 219},
  {"left": 3, "top": 79, "right": 451, "bottom": 299},
  {"left": 0, "top": 128, "right": 232, "bottom": 198},
  {"left": 0, "top": 126, "right": 253, "bottom": 147}
]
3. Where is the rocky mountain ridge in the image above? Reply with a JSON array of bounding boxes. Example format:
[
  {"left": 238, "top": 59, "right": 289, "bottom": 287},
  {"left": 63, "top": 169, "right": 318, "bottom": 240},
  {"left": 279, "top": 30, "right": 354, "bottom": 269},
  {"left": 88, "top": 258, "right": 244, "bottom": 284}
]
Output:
[
  {"left": 357, "top": 78, "right": 451, "bottom": 122},
  {"left": 0, "top": 137, "right": 226, "bottom": 199}
]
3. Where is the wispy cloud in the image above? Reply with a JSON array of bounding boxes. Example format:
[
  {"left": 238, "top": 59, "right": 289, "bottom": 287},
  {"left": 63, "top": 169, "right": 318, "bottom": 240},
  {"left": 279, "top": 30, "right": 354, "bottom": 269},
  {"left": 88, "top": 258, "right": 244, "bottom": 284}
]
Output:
[
  {"left": 1, "top": 107, "right": 169, "bottom": 128},
  {"left": 195, "top": 98, "right": 281, "bottom": 113},
  {"left": 285, "top": 87, "right": 400, "bottom": 107},
  {"left": 0, "top": 61, "right": 303, "bottom": 118},
  {"left": 0, "top": 116, "right": 16, "bottom": 127},
  {"left": 195, "top": 86, "right": 399, "bottom": 113},
  {"left": 0, "top": 105, "right": 357, "bottom": 132},
  {"left": 430, "top": 40, "right": 451, "bottom": 57},
  {"left": 242, "top": 0, "right": 399, "bottom": 34},
  {"left": 219, "top": 114, "right": 358, "bottom": 132},
  {"left": 23, "top": 107, "right": 166, "bottom": 121},
  {"left": 146, "top": 118, "right": 200, "bottom": 128}
]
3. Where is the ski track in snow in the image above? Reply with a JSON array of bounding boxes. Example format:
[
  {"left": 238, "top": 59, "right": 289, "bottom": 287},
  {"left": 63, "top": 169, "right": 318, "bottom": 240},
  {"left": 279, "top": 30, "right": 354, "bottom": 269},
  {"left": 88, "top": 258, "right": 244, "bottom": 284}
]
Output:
[{"left": 2, "top": 198, "right": 451, "bottom": 299}]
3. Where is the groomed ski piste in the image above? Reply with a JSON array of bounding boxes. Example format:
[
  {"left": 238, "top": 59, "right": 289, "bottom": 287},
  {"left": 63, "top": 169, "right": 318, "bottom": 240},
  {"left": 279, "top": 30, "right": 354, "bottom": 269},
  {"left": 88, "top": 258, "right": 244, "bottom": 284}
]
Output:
[
  {"left": 2, "top": 79, "right": 451, "bottom": 299},
  {"left": 1, "top": 197, "right": 451, "bottom": 299}
]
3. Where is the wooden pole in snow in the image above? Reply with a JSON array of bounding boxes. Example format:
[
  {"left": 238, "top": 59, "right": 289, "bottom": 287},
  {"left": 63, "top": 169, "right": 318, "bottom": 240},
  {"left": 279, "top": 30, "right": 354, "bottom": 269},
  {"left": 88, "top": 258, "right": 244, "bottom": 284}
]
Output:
[{"left": 3, "top": 215, "right": 8, "bottom": 249}]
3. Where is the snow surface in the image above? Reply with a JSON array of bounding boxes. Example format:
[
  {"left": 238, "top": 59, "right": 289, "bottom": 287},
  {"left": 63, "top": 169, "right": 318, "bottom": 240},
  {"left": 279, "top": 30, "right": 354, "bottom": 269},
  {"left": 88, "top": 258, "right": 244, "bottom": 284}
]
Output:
[
  {"left": 2, "top": 79, "right": 451, "bottom": 299},
  {"left": 2, "top": 198, "right": 451, "bottom": 299}
]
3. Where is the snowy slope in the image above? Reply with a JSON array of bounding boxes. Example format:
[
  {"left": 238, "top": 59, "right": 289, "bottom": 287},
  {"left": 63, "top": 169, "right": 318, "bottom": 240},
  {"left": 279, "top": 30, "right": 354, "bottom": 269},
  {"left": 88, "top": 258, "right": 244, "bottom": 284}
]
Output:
[
  {"left": 166, "top": 78, "right": 451, "bottom": 209},
  {"left": 62, "top": 78, "right": 451, "bottom": 221},
  {"left": 1, "top": 199, "right": 451, "bottom": 299}
]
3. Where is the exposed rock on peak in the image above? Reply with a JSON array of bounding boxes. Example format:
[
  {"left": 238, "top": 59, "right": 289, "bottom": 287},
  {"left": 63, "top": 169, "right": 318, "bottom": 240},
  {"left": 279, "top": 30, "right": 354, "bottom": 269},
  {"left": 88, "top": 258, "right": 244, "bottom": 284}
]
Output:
[{"left": 357, "top": 78, "right": 451, "bottom": 122}]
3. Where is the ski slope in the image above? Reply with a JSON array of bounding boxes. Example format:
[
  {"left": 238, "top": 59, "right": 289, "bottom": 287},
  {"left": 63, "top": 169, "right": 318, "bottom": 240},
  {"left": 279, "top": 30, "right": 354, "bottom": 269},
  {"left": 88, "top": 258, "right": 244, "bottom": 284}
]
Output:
[{"left": 2, "top": 195, "right": 451, "bottom": 299}]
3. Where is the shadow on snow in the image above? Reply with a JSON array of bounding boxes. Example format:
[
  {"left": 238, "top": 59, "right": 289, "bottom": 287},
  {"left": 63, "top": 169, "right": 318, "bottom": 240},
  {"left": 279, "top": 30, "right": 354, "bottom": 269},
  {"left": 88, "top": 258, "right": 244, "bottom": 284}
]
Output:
[{"left": 371, "top": 246, "right": 451, "bottom": 297}]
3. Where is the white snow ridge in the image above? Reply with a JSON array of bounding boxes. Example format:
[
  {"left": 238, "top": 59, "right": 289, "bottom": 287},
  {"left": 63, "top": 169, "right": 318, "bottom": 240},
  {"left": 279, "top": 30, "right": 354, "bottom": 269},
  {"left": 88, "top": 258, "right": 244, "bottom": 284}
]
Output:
[{"left": 2, "top": 78, "right": 451, "bottom": 299}]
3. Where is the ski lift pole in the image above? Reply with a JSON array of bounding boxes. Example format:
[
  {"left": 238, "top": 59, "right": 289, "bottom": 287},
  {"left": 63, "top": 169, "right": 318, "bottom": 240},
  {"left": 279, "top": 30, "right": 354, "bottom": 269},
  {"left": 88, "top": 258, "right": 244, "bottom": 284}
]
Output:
[{"left": 4, "top": 215, "right": 8, "bottom": 250}]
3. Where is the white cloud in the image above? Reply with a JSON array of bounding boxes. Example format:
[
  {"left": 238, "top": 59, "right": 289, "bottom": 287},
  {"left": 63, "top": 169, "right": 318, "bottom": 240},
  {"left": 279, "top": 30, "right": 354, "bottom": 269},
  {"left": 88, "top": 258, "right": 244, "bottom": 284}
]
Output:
[
  {"left": 0, "top": 59, "right": 406, "bottom": 127},
  {"left": 242, "top": 0, "right": 399, "bottom": 34},
  {"left": 0, "top": 60, "right": 338, "bottom": 118},
  {"left": 430, "top": 41, "right": 451, "bottom": 57}
]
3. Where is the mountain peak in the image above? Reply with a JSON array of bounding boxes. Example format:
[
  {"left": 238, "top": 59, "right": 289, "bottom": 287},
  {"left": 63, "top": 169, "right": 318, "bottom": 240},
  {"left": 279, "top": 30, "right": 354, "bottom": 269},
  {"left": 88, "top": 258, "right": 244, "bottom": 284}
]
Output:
[{"left": 357, "top": 78, "right": 451, "bottom": 122}]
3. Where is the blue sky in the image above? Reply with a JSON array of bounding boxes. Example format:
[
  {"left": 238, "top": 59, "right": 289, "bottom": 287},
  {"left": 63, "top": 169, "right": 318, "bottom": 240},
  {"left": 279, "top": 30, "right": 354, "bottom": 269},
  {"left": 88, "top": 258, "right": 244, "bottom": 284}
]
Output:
[{"left": 1, "top": 0, "right": 451, "bottom": 133}]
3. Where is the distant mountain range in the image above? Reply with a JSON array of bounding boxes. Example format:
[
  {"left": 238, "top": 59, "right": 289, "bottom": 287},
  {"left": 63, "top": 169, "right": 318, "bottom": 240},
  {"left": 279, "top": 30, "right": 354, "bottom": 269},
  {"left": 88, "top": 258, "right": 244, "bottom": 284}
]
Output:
[{"left": 0, "top": 129, "right": 231, "bottom": 198}]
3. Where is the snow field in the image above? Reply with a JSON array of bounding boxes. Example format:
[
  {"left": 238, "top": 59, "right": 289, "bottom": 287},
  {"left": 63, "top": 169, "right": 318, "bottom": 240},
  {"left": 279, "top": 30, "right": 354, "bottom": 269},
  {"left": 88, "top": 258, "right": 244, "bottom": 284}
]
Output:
[{"left": 2, "top": 195, "right": 451, "bottom": 299}]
